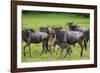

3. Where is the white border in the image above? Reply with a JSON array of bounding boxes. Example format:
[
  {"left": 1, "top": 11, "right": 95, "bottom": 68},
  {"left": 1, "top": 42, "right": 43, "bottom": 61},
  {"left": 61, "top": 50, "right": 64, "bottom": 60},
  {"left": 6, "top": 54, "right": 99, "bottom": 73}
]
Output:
[{"left": 17, "top": 5, "right": 94, "bottom": 68}]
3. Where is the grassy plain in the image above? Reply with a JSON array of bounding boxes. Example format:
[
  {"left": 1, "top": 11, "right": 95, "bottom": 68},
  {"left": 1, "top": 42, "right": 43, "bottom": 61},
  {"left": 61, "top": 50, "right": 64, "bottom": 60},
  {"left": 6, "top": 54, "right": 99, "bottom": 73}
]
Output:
[{"left": 22, "top": 11, "right": 90, "bottom": 62}]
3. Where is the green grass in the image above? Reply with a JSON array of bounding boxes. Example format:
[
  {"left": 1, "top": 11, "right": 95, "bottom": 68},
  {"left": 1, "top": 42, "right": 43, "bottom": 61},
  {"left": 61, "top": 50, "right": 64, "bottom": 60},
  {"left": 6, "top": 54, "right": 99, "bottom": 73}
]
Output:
[{"left": 22, "top": 11, "right": 90, "bottom": 62}]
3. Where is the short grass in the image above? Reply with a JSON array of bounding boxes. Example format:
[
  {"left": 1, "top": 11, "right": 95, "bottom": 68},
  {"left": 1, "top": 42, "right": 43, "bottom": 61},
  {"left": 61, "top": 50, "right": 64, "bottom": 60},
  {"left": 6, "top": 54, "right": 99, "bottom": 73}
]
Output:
[{"left": 22, "top": 11, "right": 90, "bottom": 62}]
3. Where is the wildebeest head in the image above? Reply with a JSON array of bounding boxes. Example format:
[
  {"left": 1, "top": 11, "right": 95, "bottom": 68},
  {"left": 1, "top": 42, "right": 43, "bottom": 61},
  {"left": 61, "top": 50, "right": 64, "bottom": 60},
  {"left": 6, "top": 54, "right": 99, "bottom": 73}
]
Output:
[
  {"left": 40, "top": 27, "right": 48, "bottom": 33},
  {"left": 53, "top": 27, "right": 65, "bottom": 42},
  {"left": 68, "top": 22, "right": 79, "bottom": 31},
  {"left": 68, "top": 22, "right": 72, "bottom": 29},
  {"left": 40, "top": 27, "right": 56, "bottom": 38}
]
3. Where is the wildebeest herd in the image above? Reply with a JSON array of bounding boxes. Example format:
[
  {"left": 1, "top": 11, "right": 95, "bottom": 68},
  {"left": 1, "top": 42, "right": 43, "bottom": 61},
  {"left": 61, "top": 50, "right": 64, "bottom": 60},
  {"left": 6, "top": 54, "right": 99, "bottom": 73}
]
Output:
[{"left": 22, "top": 22, "right": 90, "bottom": 58}]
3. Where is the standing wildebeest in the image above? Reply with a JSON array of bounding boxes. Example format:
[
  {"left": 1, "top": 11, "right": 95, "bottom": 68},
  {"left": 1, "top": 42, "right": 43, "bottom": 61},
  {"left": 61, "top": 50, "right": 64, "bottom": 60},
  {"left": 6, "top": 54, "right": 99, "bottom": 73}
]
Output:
[
  {"left": 68, "top": 22, "right": 89, "bottom": 47},
  {"left": 54, "top": 28, "right": 87, "bottom": 57},
  {"left": 40, "top": 27, "right": 56, "bottom": 53},
  {"left": 22, "top": 29, "right": 50, "bottom": 57}
]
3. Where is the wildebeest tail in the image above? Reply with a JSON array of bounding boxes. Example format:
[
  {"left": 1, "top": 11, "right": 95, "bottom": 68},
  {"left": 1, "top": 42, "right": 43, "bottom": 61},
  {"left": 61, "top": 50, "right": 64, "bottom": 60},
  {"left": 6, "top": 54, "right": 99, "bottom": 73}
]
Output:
[
  {"left": 87, "top": 29, "right": 90, "bottom": 42},
  {"left": 83, "top": 34, "right": 87, "bottom": 50}
]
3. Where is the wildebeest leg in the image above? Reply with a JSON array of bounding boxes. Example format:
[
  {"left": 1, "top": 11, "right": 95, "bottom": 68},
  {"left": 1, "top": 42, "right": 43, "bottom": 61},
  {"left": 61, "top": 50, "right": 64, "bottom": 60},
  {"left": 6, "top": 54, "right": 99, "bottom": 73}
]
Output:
[
  {"left": 80, "top": 45, "right": 83, "bottom": 57},
  {"left": 60, "top": 49, "right": 64, "bottom": 56},
  {"left": 23, "top": 45, "right": 27, "bottom": 56},
  {"left": 48, "top": 45, "right": 51, "bottom": 52},
  {"left": 45, "top": 40, "right": 52, "bottom": 54},
  {"left": 47, "top": 46, "right": 52, "bottom": 54},
  {"left": 40, "top": 42, "right": 45, "bottom": 55},
  {"left": 52, "top": 43, "right": 56, "bottom": 52},
  {"left": 64, "top": 45, "right": 72, "bottom": 58},
  {"left": 71, "top": 48, "right": 73, "bottom": 53},
  {"left": 48, "top": 45, "right": 52, "bottom": 54},
  {"left": 23, "top": 43, "right": 30, "bottom": 56},
  {"left": 28, "top": 44, "right": 31, "bottom": 57},
  {"left": 69, "top": 47, "right": 73, "bottom": 56},
  {"left": 56, "top": 48, "right": 60, "bottom": 55},
  {"left": 40, "top": 48, "right": 45, "bottom": 56},
  {"left": 78, "top": 39, "right": 83, "bottom": 57}
]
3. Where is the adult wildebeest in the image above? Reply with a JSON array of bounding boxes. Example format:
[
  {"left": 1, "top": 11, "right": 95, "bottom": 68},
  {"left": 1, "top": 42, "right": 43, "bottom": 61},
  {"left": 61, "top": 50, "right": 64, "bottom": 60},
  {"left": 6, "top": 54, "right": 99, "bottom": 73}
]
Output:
[
  {"left": 53, "top": 28, "right": 87, "bottom": 57},
  {"left": 68, "top": 22, "right": 89, "bottom": 47},
  {"left": 22, "top": 29, "right": 50, "bottom": 57}
]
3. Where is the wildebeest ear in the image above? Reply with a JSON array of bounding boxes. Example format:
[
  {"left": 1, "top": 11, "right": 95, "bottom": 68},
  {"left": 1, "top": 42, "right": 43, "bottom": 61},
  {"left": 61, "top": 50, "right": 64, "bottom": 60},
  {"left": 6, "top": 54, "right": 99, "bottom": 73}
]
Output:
[{"left": 46, "top": 29, "right": 49, "bottom": 34}]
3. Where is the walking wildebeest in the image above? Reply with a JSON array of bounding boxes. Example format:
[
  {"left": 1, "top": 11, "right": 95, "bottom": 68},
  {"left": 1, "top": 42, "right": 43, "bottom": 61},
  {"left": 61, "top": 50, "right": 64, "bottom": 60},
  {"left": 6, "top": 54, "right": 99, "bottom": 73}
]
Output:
[
  {"left": 40, "top": 27, "right": 56, "bottom": 52},
  {"left": 68, "top": 22, "right": 89, "bottom": 47},
  {"left": 22, "top": 29, "right": 50, "bottom": 57},
  {"left": 53, "top": 28, "right": 87, "bottom": 57},
  {"left": 55, "top": 40, "right": 72, "bottom": 58}
]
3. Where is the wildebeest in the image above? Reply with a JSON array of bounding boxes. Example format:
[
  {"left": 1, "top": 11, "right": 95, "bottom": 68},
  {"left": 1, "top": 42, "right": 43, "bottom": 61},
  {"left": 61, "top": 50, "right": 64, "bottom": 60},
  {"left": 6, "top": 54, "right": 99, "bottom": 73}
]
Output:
[
  {"left": 68, "top": 22, "right": 89, "bottom": 47},
  {"left": 22, "top": 29, "right": 50, "bottom": 57},
  {"left": 53, "top": 28, "right": 87, "bottom": 56},
  {"left": 55, "top": 40, "right": 72, "bottom": 58},
  {"left": 40, "top": 27, "right": 56, "bottom": 52}
]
